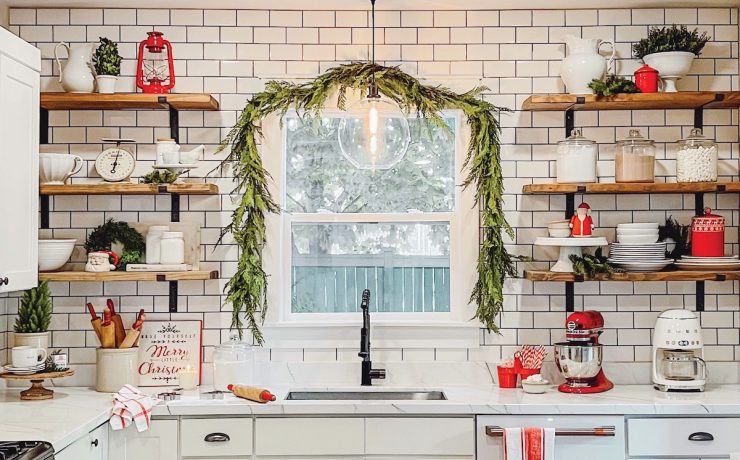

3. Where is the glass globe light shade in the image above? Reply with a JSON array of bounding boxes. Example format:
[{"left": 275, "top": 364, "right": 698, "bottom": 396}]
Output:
[{"left": 338, "top": 97, "right": 411, "bottom": 170}]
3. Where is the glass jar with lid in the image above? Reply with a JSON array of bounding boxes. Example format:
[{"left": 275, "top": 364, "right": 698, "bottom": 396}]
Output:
[
  {"left": 676, "top": 128, "right": 718, "bottom": 183},
  {"left": 615, "top": 129, "right": 655, "bottom": 183},
  {"left": 556, "top": 129, "right": 597, "bottom": 183},
  {"left": 213, "top": 335, "right": 255, "bottom": 391}
]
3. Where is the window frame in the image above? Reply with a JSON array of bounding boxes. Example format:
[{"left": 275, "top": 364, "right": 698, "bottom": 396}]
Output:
[{"left": 260, "top": 109, "right": 480, "bottom": 348}]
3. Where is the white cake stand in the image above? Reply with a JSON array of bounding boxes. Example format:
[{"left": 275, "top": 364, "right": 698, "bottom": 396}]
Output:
[{"left": 535, "top": 237, "right": 609, "bottom": 272}]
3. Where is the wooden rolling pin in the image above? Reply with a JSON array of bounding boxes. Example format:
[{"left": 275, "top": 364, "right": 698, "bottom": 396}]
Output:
[
  {"left": 228, "top": 384, "right": 276, "bottom": 403},
  {"left": 120, "top": 309, "right": 146, "bottom": 349},
  {"left": 100, "top": 308, "right": 116, "bottom": 348},
  {"left": 87, "top": 303, "right": 103, "bottom": 343},
  {"left": 107, "top": 299, "right": 126, "bottom": 348}
]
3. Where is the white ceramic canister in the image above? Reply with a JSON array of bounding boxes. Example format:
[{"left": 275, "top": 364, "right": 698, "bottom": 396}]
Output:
[
  {"left": 13, "top": 332, "right": 50, "bottom": 354},
  {"left": 160, "top": 232, "right": 185, "bottom": 264},
  {"left": 156, "top": 138, "right": 180, "bottom": 165},
  {"left": 556, "top": 129, "right": 598, "bottom": 183},
  {"left": 213, "top": 337, "right": 254, "bottom": 391},
  {"left": 96, "top": 347, "right": 139, "bottom": 392},
  {"left": 145, "top": 225, "right": 170, "bottom": 264}
]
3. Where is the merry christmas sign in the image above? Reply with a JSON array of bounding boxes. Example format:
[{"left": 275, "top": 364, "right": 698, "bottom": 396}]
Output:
[{"left": 137, "top": 320, "right": 202, "bottom": 386}]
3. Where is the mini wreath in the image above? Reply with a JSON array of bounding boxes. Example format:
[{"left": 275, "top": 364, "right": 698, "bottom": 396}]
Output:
[{"left": 84, "top": 219, "right": 145, "bottom": 270}]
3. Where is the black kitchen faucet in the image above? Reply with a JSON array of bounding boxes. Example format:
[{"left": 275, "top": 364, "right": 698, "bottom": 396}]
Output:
[{"left": 358, "top": 289, "right": 386, "bottom": 386}]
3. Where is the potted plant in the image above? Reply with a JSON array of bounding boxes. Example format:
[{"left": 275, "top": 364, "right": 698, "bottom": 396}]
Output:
[
  {"left": 93, "top": 37, "right": 122, "bottom": 94},
  {"left": 633, "top": 25, "right": 710, "bottom": 92},
  {"left": 13, "top": 280, "right": 52, "bottom": 352}
]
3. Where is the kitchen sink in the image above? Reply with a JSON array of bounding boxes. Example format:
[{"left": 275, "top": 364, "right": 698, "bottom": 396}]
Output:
[{"left": 285, "top": 391, "right": 447, "bottom": 401}]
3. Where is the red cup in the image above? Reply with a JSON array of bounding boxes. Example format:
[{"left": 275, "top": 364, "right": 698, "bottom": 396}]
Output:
[
  {"left": 497, "top": 366, "right": 518, "bottom": 389},
  {"left": 519, "top": 367, "right": 542, "bottom": 381}
]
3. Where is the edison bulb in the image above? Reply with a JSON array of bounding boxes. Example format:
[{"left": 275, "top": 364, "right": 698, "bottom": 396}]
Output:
[{"left": 338, "top": 97, "right": 411, "bottom": 170}]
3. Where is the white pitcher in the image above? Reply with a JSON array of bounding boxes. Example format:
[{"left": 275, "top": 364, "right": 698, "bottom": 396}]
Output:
[
  {"left": 54, "top": 42, "right": 95, "bottom": 93},
  {"left": 560, "top": 35, "right": 615, "bottom": 95}
]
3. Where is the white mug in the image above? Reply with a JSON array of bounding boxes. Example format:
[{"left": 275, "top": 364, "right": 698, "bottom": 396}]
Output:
[{"left": 12, "top": 346, "right": 47, "bottom": 368}]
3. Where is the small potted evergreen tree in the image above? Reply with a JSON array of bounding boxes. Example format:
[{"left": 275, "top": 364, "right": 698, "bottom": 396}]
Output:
[
  {"left": 13, "top": 280, "right": 53, "bottom": 352},
  {"left": 633, "top": 25, "right": 711, "bottom": 92},
  {"left": 93, "top": 37, "right": 122, "bottom": 94}
]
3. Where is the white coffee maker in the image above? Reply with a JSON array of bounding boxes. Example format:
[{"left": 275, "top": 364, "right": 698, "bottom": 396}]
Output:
[{"left": 652, "top": 309, "right": 706, "bottom": 392}]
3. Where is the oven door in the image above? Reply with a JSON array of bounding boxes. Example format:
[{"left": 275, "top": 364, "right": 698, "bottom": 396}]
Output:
[{"left": 476, "top": 415, "right": 625, "bottom": 460}]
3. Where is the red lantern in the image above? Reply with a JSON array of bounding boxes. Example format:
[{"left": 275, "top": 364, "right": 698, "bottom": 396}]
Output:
[{"left": 136, "top": 31, "right": 175, "bottom": 94}]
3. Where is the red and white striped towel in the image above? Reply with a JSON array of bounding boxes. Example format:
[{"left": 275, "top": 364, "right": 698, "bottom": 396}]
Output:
[
  {"left": 109, "top": 385, "right": 160, "bottom": 433},
  {"left": 504, "top": 427, "right": 555, "bottom": 460}
]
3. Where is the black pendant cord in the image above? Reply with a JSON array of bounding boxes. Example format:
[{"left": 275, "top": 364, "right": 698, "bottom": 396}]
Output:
[{"left": 368, "top": 0, "right": 379, "bottom": 98}]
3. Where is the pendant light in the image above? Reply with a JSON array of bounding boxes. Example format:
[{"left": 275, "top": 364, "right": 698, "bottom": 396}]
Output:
[{"left": 338, "top": 0, "right": 411, "bottom": 170}]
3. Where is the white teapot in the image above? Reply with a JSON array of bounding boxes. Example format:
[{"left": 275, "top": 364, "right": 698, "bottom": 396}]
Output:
[{"left": 54, "top": 42, "right": 95, "bottom": 93}]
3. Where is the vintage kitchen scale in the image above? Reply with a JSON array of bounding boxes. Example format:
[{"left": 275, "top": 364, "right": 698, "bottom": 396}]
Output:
[{"left": 96, "top": 138, "right": 137, "bottom": 182}]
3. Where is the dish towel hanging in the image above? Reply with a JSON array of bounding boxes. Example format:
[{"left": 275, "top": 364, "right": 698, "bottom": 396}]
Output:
[
  {"left": 109, "top": 384, "right": 160, "bottom": 432},
  {"left": 503, "top": 427, "right": 555, "bottom": 460}
]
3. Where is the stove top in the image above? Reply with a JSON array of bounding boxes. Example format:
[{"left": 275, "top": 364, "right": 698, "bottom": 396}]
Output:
[{"left": 0, "top": 442, "right": 54, "bottom": 460}]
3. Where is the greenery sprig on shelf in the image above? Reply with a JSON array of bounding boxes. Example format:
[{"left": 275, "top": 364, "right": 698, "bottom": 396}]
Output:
[
  {"left": 633, "top": 25, "right": 711, "bottom": 59},
  {"left": 219, "top": 62, "right": 513, "bottom": 343},
  {"left": 659, "top": 216, "right": 691, "bottom": 259},
  {"left": 589, "top": 75, "right": 641, "bottom": 97},
  {"left": 92, "top": 37, "right": 122, "bottom": 76},
  {"left": 141, "top": 170, "right": 181, "bottom": 184},
  {"left": 569, "top": 249, "right": 623, "bottom": 278},
  {"left": 14, "top": 280, "right": 52, "bottom": 333}
]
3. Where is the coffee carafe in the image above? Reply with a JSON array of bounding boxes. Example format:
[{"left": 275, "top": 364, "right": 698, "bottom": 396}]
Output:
[{"left": 652, "top": 309, "right": 706, "bottom": 392}]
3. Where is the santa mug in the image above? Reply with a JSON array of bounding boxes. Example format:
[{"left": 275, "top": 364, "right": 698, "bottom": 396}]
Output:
[
  {"left": 85, "top": 251, "right": 119, "bottom": 272},
  {"left": 569, "top": 202, "right": 594, "bottom": 237}
]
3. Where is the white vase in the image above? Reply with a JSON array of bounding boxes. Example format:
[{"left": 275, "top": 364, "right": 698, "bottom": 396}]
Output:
[
  {"left": 13, "top": 331, "right": 50, "bottom": 354},
  {"left": 96, "top": 75, "right": 118, "bottom": 94},
  {"left": 643, "top": 51, "right": 695, "bottom": 93},
  {"left": 54, "top": 42, "right": 96, "bottom": 93},
  {"left": 560, "top": 35, "right": 615, "bottom": 95}
]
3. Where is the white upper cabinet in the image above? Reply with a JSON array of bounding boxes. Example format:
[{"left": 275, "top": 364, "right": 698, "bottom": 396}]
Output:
[{"left": 0, "top": 27, "right": 40, "bottom": 293}]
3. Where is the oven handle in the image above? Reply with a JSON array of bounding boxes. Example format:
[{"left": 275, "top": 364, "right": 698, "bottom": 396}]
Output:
[{"left": 485, "top": 426, "right": 615, "bottom": 437}]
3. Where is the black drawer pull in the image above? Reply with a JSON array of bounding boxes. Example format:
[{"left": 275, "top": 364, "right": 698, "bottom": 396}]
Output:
[
  {"left": 688, "top": 432, "right": 714, "bottom": 441},
  {"left": 91, "top": 439, "right": 99, "bottom": 447},
  {"left": 0, "top": 277, "right": 8, "bottom": 286},
  {"left": 204, "top": 432, "right": 230, "bottom": 443}
]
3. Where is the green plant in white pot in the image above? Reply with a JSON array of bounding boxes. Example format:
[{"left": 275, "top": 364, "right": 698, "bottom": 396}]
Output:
[
  {"left": 633, "top": 25, "right": 710, "bottom": 93},
  {"left": 93, "top": 37, "right": 122, "bottom": 94},
  {"left": 13, "top": 280, "right": 53, "bottom": 352}
]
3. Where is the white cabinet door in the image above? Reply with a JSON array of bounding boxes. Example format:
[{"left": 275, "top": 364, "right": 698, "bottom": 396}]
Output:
[
  {"left": 366, "top": 417, "right": 474, "bottom": 456},
  {"left": 255, "top": 418, "right": 364, "bottom": 456},
  {"left": 108, "top": 419, "right": 178, "bottom": 460},
  {"left": 0, "top": 28, "right": 39, "bottom": 293},
  {"left": 55, "top": 423, "right": 107, "bottom": 460}
]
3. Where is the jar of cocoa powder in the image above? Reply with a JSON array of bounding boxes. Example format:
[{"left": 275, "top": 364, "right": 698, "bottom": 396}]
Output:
[{"left": 615, "top": 129, "right": 655, "bottom": 183}]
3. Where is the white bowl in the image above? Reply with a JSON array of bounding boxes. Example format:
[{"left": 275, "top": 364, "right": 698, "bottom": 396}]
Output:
[
  {"left": 548, "top": 220, "right": 570, "bottom": 228},
  {"left": 643, "top": 51, "right": 695, "bottom": 78},
  {"left": 522, "top": 381, "right": 550, "bottom": 394},
  {"left": 548, "top": 228, "right": 572, "bottom": 238},
  {"left": 38, "top": 239, "right": 76, "bottom": 271},
  {"left": 617, "top": 223, "right": 659, "bottom": 229},
  {"left": 617, "top": 234, "right": 660, "bottom": 245},
  {"left": 617, "top": 228, "right": 659, "bottom": 236}
]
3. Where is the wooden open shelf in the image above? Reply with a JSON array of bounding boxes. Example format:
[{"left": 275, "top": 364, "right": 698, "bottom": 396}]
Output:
[
  {"left": 524, "top": 270, "right": 740, "bottom": 282},
  {"left": 40, "top": 93, "right": 219, "bottom": 111},
  {"left": 39, "top": 270, "right": 219, "bottom": 282},
  {"left": 40, "top": 183, "right": 218, "bottom": 196},
  {"left": 522, "top": 91, "right": 740, "bottom": 112},
  {"left": 522, "top": 182, "right": 733, "bottom": 195}
]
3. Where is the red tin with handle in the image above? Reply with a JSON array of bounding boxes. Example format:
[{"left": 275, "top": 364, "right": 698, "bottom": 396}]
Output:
[
  {"left": 691, "top": 208, "right": 725, "bottom": 257},
  {"left": 634, "top": 64, "right": 659, "bottom": 93}
]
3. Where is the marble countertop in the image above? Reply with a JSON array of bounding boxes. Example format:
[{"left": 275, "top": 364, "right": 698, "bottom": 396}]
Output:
[{"left": 3, "top": 384, "right": 740, "bottom": 451}]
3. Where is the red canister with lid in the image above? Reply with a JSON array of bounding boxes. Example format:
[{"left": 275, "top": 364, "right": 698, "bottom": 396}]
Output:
[
  {"left": 691, "top": 208, "right": 725, "bottom": 257},
  {"left": 634, "top": 64, "right": 660, "bottom": 93}
]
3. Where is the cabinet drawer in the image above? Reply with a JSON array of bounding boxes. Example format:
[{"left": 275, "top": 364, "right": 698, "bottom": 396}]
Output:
[
  {"left": 366, "top": 417, "right": 474, "bottom": 455},
  {"left": 255, "top": 418, "right": 364, "bottom": 456},
  {"left": 181, "top": 418, "right": 252, "bottom": 457},
  {"left": 628, "top": 418, "right": 740, "bottom": 457}
]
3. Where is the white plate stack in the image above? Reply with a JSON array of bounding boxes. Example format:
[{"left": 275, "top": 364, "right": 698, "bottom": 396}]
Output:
[
  {"left": 675, "top": 255, "right": 740, "bottom": 271},
  {"left": 2, "top": 363, "right": 45, "bottom": 375},
  {"left": 609, "top": 224, "right": 673, "bottom": 272}
]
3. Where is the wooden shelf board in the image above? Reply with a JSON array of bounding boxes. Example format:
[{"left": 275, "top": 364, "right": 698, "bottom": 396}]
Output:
[
  {"left": 522, "top": 182, "right": 729, "bottom": 195},
  {"left": 39, "top": 270, "right": 219, "bottom": 282},
  {"left": 40, "top": 93, "right": 219, "bottom": 111},
  {"left": 522, "top": 92, "right": 737, "bottom": 112},
  {"left": 524, "top": 270, "right": 739, "bottom": 282},
  {"left": 40, "top": 183, "right": 218, "bottom": 196}
]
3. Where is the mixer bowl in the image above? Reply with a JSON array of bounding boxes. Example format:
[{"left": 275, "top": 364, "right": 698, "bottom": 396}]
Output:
[{"left": 554, "top": 343, "right": 603, "bottom": 380}]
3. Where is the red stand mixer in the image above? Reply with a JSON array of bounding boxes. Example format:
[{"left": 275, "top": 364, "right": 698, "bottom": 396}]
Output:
[{"left": 554, "top": 311, "right": 613, "bottom": 394}]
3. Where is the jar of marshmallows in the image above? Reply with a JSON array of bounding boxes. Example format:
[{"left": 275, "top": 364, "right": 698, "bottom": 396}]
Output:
[
  {"left": 556, "top": 129, "right": 597, "bottom": 183},
  {"left": 676, "top": 129, "right": 718, "bottom": 183}
]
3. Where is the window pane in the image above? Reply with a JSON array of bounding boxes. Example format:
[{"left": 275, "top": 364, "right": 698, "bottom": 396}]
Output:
[
  {"left": 284, "top": 116, "right": 455, "bottom": 213},
  {"left": 291, "top": 222, "right": 450, "bottom": 313}
]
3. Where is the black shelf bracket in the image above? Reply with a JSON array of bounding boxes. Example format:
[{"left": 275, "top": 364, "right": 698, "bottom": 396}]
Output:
[
  {"left": 159, "top": 96, "right": 180, "bottom": 144},
  {"left": 40, "top": 195, "right": 50, "bottom": 229},
  {"left": 155, "top": 274, "right": 180, "bottom": 313},
  {"left": 171, "top": 193, "right": 181, "bottom": 223},
  {"left": 565, "top": 281, "right": 575, "bottom": 312},
  {"left": 564, "top": 108, "right": 575, "bottom": 137},
  {"left": 40, "top": 108, "right": 49, "bottom": 145},
  {"left": 696, "top": 281, "right": 705, "bottom": 312}
]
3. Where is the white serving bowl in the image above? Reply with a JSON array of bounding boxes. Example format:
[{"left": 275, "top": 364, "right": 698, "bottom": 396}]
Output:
[
  {"left": 38, "top": 239, "right": 76, "bottom": 271},
  {"left": 522, "top": 380, "right": 550, "bottom": 394},
  {"left": 548, "top": 228, "right": 572, "bottom": 238},
  {"left": 617, "top": 223, "right": 659, "bottom": 230},
  {"left": 617, "top": 234, "right": 660, "bottom": 245},
  {"left": 617, "top": 228, "right": 660, "bottom": 236},
  {"left": 643, "top": 51, "right": 695, "bottom": 78},
  {"left": 548, "top": 220, "right": 570, "bottom": 228}
]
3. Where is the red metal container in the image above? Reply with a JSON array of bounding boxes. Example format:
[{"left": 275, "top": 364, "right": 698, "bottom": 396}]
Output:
[
  {"left": 634, "top": 64, "right": 659, "bottom": 93},
  {"left": 691, "top": 208, "right": 725, "bottom": 257}
]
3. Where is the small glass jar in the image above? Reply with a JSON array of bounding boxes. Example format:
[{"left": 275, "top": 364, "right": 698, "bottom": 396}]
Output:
[
  {"left": 615, "top": 129, "right": 655, "bottom": 183},
  {"left": 159, "top": 231, "right": 185, "bottom": 264},
  {"left": 213, "top": 336, "right": 255, "bottom": 391},
  {"left": 145, "top": 225, "right": 170, "bottom": 264},
  {"left": 676, "top": 128, "right": 718, "bottom": 183},
  {"left": 556, "top": 129, "right": 597, "bottom": 183}
]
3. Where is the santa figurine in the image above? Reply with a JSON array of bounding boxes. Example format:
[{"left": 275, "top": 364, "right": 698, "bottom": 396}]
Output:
[{"left": 569, "top": 202, "right": 594, "bottom": 237}]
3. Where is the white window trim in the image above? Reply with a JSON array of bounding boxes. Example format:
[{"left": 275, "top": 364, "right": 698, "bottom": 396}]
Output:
[{"left": 260, "top": 109, "right": 480, "bottom": 348}]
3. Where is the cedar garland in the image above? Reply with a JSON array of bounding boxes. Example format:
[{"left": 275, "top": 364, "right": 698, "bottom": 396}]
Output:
[{"left": 219, "top": 62, "right": 514, "bottom": 343}]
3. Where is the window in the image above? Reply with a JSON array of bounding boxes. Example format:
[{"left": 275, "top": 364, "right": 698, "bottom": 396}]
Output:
[{"left": 261, "top": 110, "right": 478, "bottom": 334}]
